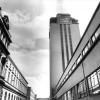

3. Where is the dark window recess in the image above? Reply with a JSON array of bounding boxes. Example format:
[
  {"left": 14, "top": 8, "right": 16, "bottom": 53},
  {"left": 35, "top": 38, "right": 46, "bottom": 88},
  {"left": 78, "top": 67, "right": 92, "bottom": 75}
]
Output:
[{"left": 1, "top": 57, "right": 7, "bottom": 65}]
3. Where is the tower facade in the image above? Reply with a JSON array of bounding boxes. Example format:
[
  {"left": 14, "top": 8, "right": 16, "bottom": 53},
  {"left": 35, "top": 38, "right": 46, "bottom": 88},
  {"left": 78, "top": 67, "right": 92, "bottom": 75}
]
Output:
[{"left": 49, "top": 14, "right": 80, "bottom": 99}]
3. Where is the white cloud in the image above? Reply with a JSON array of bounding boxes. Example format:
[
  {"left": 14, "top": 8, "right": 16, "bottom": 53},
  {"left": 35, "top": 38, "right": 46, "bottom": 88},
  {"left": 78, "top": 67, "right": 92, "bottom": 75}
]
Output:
[{"left": 10, "top": 49, "right": 49, "bottom": 98}]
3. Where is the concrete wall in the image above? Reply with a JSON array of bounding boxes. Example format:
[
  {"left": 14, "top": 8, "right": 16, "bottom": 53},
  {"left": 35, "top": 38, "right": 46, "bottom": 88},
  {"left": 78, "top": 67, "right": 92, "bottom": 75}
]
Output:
[
  {"left": 55, "top": 2, "right": 100, "bottom": 99},
  {"left": 50, "top": 23, "right": 63, "bottom": 89}
]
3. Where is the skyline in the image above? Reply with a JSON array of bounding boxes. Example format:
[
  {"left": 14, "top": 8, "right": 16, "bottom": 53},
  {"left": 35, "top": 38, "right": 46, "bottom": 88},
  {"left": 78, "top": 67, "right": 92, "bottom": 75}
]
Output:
[{"left": 0, "top": 0, "right": 99, "bottom": 98}]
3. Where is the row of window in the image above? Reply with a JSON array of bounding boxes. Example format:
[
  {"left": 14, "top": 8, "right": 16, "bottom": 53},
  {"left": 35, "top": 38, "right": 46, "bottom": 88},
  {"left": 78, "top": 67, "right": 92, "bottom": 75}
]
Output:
[
  {"left": 6, "top": 60, "right": 20, "bottom": 78},
  {"left": 4, "top": 65, "right": 27, "bottom": 95},
  {"left": 3, "top": 90, "right": 26, "bottom": 100},
  {"left": 5, "top": 59, "right": 27, "bottom": 86},
  {"left": 58, "top": 67, "right": 100, "bottom": 100},
  {"left": 56, "top": 26, "right": 100, "bottom": 92},
  {"left": 3, "top": 60, "right": 27, "bottom": 95}
]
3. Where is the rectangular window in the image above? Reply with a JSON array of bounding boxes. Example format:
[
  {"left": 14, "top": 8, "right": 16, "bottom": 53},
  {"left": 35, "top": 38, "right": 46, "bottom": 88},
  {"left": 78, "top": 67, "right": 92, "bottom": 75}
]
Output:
[
  {"left": 68, "top": 69, "right": 72, "bottom": 76},
  {"left": 95, "top": 31, "right": 99, "bottom": 38},
  {"left": 13, "top": 76, "right": 15, "bottom": 86},
  {"left": 77, "top": 80, "right": 87, "bottom": 98},
  {"left": 65, "top": 74, "right": 68, "bottom": 80},
  {"left": 71, "top": 87, "right": 75, "bottom": 100},
  {"left": 91, "top": 72, "right": 99, "bottom": 89},
  {"left": 7, "top": 71, "right": 10, "bottom": 82},
  {"left": 72, "top": 62, "right": 76, "bottom": 71},
  {"left": 88, "top": 71, "right": 100, "bottom": 95},
  {"left": 77, "top": 54, "right": 82, "bottom": 64},
  {"left": 67, "top": 91, "right": 71, "bottom": 100},
  {"left": 87, "top": 40, "right": 91, "bottom": 48},
  {"left": 11, "top": 74, "right": 13, "bottom": 85},
  {"left": 82, "top": 50, "right": 85, "bottom": 56},
  {"left": 92, "top": 35, "right": 96, "bottom": 43},
  {"left": 84, "top": 46, "right": 88, "bottom": 54},
  {"left": 4, "top": 67, "right": 7, "bottom": 78},
  {"left": 0, "top": 34, "right": 4, "bottom": 41},
  {"left": 64, "top": 93, "right": 67, "bottom": 100}
]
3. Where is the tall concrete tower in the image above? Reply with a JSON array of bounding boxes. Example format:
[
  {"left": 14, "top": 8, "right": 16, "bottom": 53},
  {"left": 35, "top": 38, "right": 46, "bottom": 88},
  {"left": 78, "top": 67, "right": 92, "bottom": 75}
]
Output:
[{"left": 49, "top": 13, "right": 80, "bottom": 99}]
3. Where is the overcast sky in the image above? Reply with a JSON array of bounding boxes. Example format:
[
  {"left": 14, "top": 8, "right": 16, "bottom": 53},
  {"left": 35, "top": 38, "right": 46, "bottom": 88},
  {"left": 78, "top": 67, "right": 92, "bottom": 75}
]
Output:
[{"left": 0, "top": 0, "right": 99, "bottom": 98}]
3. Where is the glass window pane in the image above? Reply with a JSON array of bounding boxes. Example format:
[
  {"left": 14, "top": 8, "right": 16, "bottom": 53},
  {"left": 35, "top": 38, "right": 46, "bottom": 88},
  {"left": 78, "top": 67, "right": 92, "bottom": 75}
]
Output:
[
  {"left": 95, "top": 28, "right": 100, "bottom": 38},
  {"left": 95, "top": 31, "right": 99, "bottom": 38},
  {"left": 67, "top": 91, "right": 71, "bottom": 100},
  {"left": 88, "top": 41, "right": 91, "bottom": 48},
  {"left": 64, "top": 93, "right": 67, "bottom": 100},
  {"left": 97, "top": 69, "right": 100, "bottom": 82},
  {"left": 92, "top": 36, "right": 95, "bottom": 42},
  {"left": 91, "top": 72, "right": 99, "bottom": 89},
  {"left": 83, "top": 81, "right": 86, "bottom": 92},
  {"left": 72, "top": 63, "right": 76, "bottom": 71},
  {"left": 4, "top": 92, "right": 7, "bottom": 100},
  {"left": 84, "top": 46, "right": 88, "bottom": 53}
]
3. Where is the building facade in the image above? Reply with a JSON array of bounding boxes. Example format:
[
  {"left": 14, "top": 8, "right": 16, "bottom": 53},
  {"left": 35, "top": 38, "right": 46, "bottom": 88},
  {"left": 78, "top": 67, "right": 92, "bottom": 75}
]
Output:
[
  {"left": 49, "top": 14, "right": 80, "bottom": 99},
  {"left": 50, "top": 2, "right": 100, "bottom": 100},
  {"left": 0, "top": 7, "right": 12, "bottom": 100},
  {"left": 1, "top": 56, "right": 28, "bottom": 100},
  {"left": 27, "top": 87, "right": 37, "bottom": 100},
  {"left": 0, "top": 7, "right": 30, "bottom": 100}
]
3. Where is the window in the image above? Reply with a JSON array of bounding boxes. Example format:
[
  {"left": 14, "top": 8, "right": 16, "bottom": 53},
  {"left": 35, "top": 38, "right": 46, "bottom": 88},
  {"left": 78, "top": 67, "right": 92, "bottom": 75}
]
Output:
[
  {"left": 18, "top": 97, "right": 19, "bottom": 100},
  {"left": 11, "top": 74, "right": 13, "bottom": 85},
  {"left": 64, "top": 93, "right": 67, "bottom": 100},
  {"left": 68, "top": 69, "right": 72, "bottom": 76},
  {"left": 2, "top": 37, "right": 6, "bottom": 45},
  {"left": 11, "top": 94, "right": 13, "bottom": 100},
  {"left": 77, "top": 80, "right": 87, "bottom": 98},
  {"left": 97, "top": 69, "right": 100, "bottom": 82},
  {"left": 71, "top": 87, "right": 75, "bottom": 100},
  {"left": 84, "top": 46, "right": 88, "bottom": 54},
  {"left": 72, "top": 63, "right": 76, "bottom": 71},
  {"left": 88, "top": 71, "right": 100, "bottom": 94},
  {"left": 8, "top": 93, "right": 10, "bottom": 100},
  {"left": 95, "top": 30, "right": 100, "bottom": 38},
  {"left": 4, "top": 92, "right": 7, "bottom": 100},
  {"left": 87, "top": 40, "right": 91, "bottom": 48},
  {"left": 7, "top": 71, "right": 10, "bottom": 82},
  {"left": 9, "top": 64, "right": 11, "bottom": 70},
  {"left": 0, "top": 34, "right": 4, "bottom": 40},
  {"left": 91, "top": 72, "right": 99, "bottom": 89},
  {"left": 65, "top": 74, "right": 68, "bottom": 80},
  {"left": 92, "top": 35, "right": 96, "bottom": 42},
  {"left": 82, "top": 50, "right": 85, "bottom": 56},
  {"left": 14, "top": 96, "right": 15, "bottom": 100},
  {"left": 4, "top": 66, "right": 7, "bottom": 78},
  {"left": 77, "top": 54, "right": 82, "bottom": 64},
  {"left": 67, "top": 90, "right": 71, "bottom": 100},
  {"left": 9, "top": 72, "right": 11, "bottom": 83}
]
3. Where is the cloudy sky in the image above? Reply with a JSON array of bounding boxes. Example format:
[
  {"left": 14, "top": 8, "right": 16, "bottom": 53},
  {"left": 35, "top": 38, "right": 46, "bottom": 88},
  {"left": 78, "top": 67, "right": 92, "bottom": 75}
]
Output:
[{"left": 0, "top": 0, "right": 99, "bottom": 98}]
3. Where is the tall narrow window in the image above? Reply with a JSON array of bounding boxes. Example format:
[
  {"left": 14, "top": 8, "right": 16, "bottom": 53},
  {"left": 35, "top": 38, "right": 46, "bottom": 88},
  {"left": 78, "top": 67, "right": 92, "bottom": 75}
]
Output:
[
  {"left": 14, "top": 96, "right": 15, "bottom": 100},
  {"left": 4, "top": 92, "right": 7, "bottom": 100},
  {"left": 77, "top": 80, "right": 87, "bottom": 98},
  {"left": 11, "top": 94, "right": 13, "bottom": 100},
  {"left": 67, "top": 90, "right": 71, "bottom": 100},
  {"left": 8, "top": 93, "right": 10, "bottom": 100},
  {"left": 71, "top": 87, "right": 75, "bottom": 100},
  {"left": 4, "top": 66, "right": 7, "bottom": 78},
  {"left": 64, "top": 93, "right": 67, "bottom": 100},
  {"left": 7, "top": 71, "right": 10, "bottom": 82}
]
